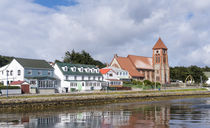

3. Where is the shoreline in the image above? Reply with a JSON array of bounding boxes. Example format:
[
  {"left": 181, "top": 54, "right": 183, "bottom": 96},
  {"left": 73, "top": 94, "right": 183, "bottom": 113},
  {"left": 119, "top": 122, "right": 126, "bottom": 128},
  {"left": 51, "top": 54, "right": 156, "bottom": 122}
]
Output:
[{"left": 0, "top": 90, "right": 210, "bottom": 112}]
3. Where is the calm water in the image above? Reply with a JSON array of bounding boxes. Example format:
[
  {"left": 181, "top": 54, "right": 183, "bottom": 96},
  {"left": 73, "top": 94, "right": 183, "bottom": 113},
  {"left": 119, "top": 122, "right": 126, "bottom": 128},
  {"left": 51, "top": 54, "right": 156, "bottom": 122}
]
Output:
[{"left": 1, "top": 97, "right": 210, "bottom": 128}]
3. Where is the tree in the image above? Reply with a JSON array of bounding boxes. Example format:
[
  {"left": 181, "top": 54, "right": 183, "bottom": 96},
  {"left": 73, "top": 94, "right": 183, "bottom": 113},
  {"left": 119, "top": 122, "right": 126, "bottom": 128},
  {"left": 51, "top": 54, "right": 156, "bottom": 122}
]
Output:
[
  {"left": 0, "top": 55, "right": 13, "bottom": 67},
  {"left": 62, "top": 50, "right": 106, "bottom": 68},
  {"left": 170, "top": 66, "right": 208, "bottom": 83}
]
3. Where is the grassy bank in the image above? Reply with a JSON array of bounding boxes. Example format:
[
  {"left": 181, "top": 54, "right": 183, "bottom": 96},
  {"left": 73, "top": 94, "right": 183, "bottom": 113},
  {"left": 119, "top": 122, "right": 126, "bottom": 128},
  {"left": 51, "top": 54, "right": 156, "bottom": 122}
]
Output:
[
  {"left": 0, "top": 88, "right": 207, "bottom": 99},
  {"left": 0, "top": 88, "right": 208, "bottom": 112}
]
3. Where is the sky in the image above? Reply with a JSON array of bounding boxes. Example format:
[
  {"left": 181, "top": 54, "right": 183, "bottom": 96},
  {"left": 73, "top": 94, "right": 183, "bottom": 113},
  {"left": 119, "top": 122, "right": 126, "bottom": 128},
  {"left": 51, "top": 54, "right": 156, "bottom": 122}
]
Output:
[{"left": 0, "top": 0, "right": 210, "bottom": 67}]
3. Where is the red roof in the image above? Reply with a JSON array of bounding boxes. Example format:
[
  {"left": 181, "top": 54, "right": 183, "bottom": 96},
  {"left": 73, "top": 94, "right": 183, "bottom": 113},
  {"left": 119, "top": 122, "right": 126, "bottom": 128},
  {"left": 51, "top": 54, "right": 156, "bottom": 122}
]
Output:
[
  {"left": 116, "top": 57, "right": 144, "bottom": 77},
  {"left": 10, "top": 81, "right": 25, "bottom": 85},
  {"left": 153, "top": 38, "right": 167, "bottom": 50},
  {"left": 128, "top": 55, "right": 153, "bottom": 70},
  {"left": 100, "top": 69, "right": 111, "bottom": 74}
]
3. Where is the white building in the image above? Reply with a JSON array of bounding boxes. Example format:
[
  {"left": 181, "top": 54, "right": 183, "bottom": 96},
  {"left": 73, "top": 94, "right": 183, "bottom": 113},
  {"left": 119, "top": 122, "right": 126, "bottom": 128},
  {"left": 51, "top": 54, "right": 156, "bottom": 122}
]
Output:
[
  {"left": 54, "top": 62, "right": 107, "bottom": 93},
  {"left": 204, "top": 72, "right": 210, "bottom": 85},
  {"left": 100, "top": 68, "right": 123, "bottom": 87},
  {"left": 103, "top": 66, "right": 130, "bottom": 81},
  {"left": 0, "top": 58, "right": 57, "bottom": 93}
]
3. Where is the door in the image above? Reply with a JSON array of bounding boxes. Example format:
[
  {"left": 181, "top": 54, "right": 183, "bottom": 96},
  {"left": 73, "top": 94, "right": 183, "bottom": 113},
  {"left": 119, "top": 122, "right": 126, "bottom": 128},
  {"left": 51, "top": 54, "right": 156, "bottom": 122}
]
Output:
[{"left": 21, "top": 84, "right": 30, "bottom": 94}]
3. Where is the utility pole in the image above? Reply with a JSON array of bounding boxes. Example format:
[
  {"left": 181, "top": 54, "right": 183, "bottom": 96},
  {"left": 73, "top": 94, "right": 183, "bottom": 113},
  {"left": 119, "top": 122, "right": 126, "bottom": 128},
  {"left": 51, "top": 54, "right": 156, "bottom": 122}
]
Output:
[
  {"left": 6, "top": 70, "right": 9, "bottom": 98},
  {"left": 200, "top": 76, "right": 203, "bottom": 87}
]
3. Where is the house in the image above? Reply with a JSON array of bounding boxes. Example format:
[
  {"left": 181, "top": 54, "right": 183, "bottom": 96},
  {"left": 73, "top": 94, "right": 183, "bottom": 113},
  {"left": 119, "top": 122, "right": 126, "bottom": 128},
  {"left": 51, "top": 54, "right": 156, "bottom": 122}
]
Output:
[
  {"left": 0, "top": 58, "right": 57, "bottom": 94},
  {"left": 100, "top": 68, "right": 123, "bottom": 87},
  {"left": 110, "top": 38, "right": 170, "bottom": 84},
  {"left": 103, "top": 66, "right": 130, "bottom": 81},
  {"left": 54, "top": 62, "right": 107, "bottom": 93},
  {"left": 204, "top": 72, "right": 210, "bottom": 85}
]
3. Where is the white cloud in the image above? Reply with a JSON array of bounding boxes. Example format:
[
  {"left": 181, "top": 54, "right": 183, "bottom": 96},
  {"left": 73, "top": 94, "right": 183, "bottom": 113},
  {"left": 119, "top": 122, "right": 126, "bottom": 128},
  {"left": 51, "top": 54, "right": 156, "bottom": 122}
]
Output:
[{"left": 0, "top": 0, "right": 210, "bottom": 67}]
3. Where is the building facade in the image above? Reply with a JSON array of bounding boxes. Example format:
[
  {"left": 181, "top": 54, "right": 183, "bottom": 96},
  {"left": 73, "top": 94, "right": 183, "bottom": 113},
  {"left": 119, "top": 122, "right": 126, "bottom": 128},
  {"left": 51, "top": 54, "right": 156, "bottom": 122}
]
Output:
[
  {"left": 0, "top": 58, "right": 57, "bottom": 93},
  {"left": 100, "top": 68, "right": 123, "bottom": 87},
  {"left": 54, "top": 62, "right": 107, "bottom": 93},
  {"left": 110, "top": 38, "right": 170, "bottom": 84}
]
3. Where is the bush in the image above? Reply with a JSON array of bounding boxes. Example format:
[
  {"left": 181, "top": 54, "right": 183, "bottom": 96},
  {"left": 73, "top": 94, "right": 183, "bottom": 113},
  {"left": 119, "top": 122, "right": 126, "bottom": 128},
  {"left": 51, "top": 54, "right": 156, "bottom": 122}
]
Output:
[
  {"left": 0, "top": 86, "right": 20, "bottom": 89},
  {"left": 143, "top": 80, "right": 152, "bottom": 86}
]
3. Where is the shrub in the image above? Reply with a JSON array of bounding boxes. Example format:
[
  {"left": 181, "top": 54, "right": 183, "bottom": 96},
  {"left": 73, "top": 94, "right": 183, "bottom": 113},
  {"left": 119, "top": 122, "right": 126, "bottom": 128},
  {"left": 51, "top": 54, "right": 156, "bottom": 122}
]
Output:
[
  {"left": 143, "top": 80, "right": 152, "bottom": 86},
  {"left": 0, "top": 86, "right": 20, "bottom": 89}
]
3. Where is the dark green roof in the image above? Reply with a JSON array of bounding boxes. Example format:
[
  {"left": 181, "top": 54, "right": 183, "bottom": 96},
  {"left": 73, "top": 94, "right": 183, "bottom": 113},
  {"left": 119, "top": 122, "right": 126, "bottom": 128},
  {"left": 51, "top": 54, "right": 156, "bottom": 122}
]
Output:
[
  {"left": 15, "top": 58, "right": 53, "bottom": 69},
  {"left": 56, "top": 62, "right": 102, "bottom": 76}
]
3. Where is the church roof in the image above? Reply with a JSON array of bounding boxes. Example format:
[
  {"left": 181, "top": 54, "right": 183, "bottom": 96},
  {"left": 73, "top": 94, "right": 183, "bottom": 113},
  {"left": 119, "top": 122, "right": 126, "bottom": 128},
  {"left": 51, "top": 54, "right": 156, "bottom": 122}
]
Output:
[
  {"left": 127, "top": 55, "right": 153, "bottom": 70},
  {"left": 153, "top": 38, "right": 168, "bottom": 50},
  {"left": 115, "top": 56, "right": 144, "bottom": 77}
]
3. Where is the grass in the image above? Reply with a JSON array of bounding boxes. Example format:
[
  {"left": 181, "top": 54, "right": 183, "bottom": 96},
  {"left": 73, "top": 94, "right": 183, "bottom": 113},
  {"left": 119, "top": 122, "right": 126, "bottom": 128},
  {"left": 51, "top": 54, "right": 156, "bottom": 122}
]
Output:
[{"left": 0, "top": 88, "right": 207, "bottom": 100}]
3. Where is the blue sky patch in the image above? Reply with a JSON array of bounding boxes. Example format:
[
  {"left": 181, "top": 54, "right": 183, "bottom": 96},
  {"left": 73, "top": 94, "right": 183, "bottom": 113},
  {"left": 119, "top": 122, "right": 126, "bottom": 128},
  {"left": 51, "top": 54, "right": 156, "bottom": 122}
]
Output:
[
  {"left": 34, "top": 0, "right": 78, "bottom": 8},
  {"left": 187, "top": 12, "right": 194, "bottom": 20}
]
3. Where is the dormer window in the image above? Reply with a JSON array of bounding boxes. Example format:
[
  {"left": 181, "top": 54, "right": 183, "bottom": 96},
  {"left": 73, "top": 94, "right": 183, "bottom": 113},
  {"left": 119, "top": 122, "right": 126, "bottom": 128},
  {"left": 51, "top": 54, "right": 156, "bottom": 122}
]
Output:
[
  {"left": 80, "top": 67, "right": 83, "bottom": 72},
  {"left": 63, "top": 66, "right": 68, "bottom": 72},
  {"left": 86, "top": 68, "right": 90, "bottom": 73},
  {"left": 96, "top": 68, "right": 99, "bottom": 73},
  {"left": 71, "top": 67, "right": 76, "bottom": 72},
  {"left": 91, "top": 68, "right": 95, "bottom": 73}
]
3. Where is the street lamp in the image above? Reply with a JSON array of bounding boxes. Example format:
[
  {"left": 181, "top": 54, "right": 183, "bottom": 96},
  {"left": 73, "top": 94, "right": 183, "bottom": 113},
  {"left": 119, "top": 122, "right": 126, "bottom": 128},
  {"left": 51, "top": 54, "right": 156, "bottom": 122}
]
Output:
[{"left": 6, "top": 70, "right": 9, "bottom": 97}]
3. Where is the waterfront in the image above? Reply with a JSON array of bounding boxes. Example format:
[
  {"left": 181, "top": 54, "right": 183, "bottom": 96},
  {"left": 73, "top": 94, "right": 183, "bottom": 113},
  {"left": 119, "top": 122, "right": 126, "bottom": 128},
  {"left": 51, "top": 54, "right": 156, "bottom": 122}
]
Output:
[{"left": 0, "top": 97, "right": 210, "bottom": 128}]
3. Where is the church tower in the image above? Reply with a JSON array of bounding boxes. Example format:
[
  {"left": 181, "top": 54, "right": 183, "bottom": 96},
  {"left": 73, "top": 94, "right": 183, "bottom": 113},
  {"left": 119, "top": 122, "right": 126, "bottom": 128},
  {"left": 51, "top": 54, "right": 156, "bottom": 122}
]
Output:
[{"left": 152, "top": 38, "right": 170, "bottom": 84}]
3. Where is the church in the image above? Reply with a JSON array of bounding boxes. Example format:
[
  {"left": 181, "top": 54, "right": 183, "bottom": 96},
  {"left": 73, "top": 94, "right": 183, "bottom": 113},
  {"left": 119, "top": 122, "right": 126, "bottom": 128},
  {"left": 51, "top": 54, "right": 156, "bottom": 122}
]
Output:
[{"left": 110, "top": 38, "right": 170, "bottom": 84}]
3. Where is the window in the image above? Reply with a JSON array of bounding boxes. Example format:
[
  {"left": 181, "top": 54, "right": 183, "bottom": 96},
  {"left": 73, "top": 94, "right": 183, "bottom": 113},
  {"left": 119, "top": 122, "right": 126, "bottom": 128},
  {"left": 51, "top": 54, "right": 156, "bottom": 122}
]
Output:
[
  {"left": 163, "top": 56, "right": 166, "bottom": 63},
  {"left": 64, "top": 66, "right": 68, "bottom": 72},
  {"left": 38, "top": 71, "right": 42, "bottom": 76},
  {"left": 18, "top": 70, "right": 21, "bottom": 76},
  {"left": 66, "top": 76, "right": 68, "bottom": 80},
  {"left": 82, "top": 76, "right": 84, "bottom": 80},
  {"left": 93, "top": 76, "right": 95, "bottom": 80},
  {"left": 98, "top": 77, "right": 100, "bottom": 81},
  {"left": 74, "top": 76, "right": 77, "bottom": 80},
  {"left": 91, "top": 68, "right": 95, "bottom": 73},
  {"left": 156, "top": 76, "right": 160, "bottom": 81},
  {"left": 88, "top": 76, "right": 91, "bottom": 80},
  {"left": 10, "top": 70, "right": 13, "bottom": 76},
  {"left": 48, "top": 71, "right": 51, "bottom": 76},
  {"left": 86, "top": 68, "right": 90, "bottom": 73},
  {"left": 27, "top": 70, "right": 32, "bottom": 75},
  {"left": 96, "top": 69, "right": 99, "bottom": 73},
  {"left": 2, "top": 71, "right": 3, "bottom": 75},
  {"left": 30, "top": 80, "right": 36, "bottom": 85},
  {"left": 109, "top": 74, "right": 113, "bottom": 77},
  {"left": 72, "top": 67, "right": 76, "bottom": 72},
  {"left": 80, "top": 67, "right": 83, "bottom": 72}
]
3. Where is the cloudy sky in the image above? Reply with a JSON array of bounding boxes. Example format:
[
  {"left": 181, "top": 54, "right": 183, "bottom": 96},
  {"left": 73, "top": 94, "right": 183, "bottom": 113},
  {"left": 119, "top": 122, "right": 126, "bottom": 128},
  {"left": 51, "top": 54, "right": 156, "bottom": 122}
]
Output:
[{"left": 0, "top": 0, "right": 210, "bottom": 67}]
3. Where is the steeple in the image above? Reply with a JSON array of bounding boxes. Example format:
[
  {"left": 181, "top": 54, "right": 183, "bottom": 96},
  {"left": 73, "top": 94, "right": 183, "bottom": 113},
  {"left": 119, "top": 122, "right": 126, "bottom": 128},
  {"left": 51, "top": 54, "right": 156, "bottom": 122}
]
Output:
[{"left": 153, "top": 37, "right": 167, "bottom": 50}]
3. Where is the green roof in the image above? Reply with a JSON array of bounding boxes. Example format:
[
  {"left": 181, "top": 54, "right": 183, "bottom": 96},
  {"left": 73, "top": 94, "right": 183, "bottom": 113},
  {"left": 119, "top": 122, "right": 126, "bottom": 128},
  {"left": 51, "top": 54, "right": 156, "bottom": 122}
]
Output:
[
  {"left": 15, "top": 58, "right": 53, "bottom": 69},
  {"left": 56, "top": 62, "right": 102, "bottom": 76}
]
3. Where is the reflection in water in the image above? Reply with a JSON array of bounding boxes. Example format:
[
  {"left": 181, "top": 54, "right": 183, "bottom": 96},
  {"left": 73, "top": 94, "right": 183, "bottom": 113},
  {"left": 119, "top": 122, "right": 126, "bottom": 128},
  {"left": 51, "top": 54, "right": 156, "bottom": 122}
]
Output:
[{"left": 0, "top": 97, "right": 210, "bottom": 128}]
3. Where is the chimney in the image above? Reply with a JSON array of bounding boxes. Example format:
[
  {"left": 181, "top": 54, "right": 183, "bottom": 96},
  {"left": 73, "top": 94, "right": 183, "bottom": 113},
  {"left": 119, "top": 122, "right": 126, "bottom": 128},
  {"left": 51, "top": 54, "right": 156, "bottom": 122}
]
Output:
[{"left": 114, "top": 54, "right": 118, "bottom": 58}]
